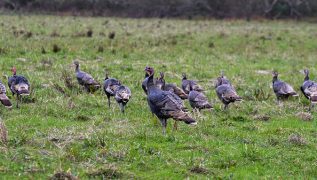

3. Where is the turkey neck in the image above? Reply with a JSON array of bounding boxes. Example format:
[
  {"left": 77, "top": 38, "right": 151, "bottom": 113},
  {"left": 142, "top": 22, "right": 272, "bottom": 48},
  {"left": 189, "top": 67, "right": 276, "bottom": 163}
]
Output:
[
  {"left": 160, "top": 78, "right": 166, "bottom": 89},
  {"left": 146, "top": 73, "right": 157, "bottom": 92},
  {"left": 144, "top": 73, "right": 149, "bottom": 78},
  {"left": 272, "top": 76, "right": 278, "bottom": 83},
  {"left": 75, "top": 64, "right": 80, "bottom": 72},
  {"left": 304, "top": 72, "right": 309, "bottom": 81}
]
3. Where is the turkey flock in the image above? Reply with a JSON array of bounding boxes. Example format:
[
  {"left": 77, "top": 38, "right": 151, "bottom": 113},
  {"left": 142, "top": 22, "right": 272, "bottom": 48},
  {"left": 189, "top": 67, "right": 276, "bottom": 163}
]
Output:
[{"left": 1, "top": 61, "right": 316, "bottom": 134}]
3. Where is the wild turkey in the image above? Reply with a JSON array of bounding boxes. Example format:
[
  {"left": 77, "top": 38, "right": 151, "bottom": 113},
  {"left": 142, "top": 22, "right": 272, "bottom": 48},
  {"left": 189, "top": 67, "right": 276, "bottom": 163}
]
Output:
[
  {"left": 114, "top": 85, "right": 131, "bottom": 113},
  {"left": 215, "top": 76, "right": 242, "bottom": 109},
  {"left": 145, "top": 67, "right": 196, "bottom": 134},
  {"left": 8, "top": 67, "right": 30, "bottom": 108},
  {"left": 156, "top": 72, "right": 188, "bottom": 99},
  {"left": 73, "top": 61, "right": 100, "bottom": 93},
  {"left": 103, "top": 72, "right": 121, "bottom": 107},
  {"left": 188, "top": 90, "right": 213, "bottom": 111},
  {"left": 215, "top": 71, "right": 231, "bottom": 88},
  {"left": 142, "top": 72, "right": 149, "bottom": 95},
  {"left": 272, "top": 71, "right": 298, "bottom": 104},
  {"left": 181, "top": 73, "right": 204, "bottom": 95},
  {"left": 300, "top": 69, "right": 317, "bottom": 110},
  {"left": 0, "top": 80, "right": 12, "bottom": 108}
]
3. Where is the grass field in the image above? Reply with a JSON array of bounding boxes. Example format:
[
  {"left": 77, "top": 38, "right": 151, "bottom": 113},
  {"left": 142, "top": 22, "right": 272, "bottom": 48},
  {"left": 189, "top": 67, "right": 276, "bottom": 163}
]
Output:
[{"left": 0, "top": 15, "right": 317, "bottom": 178}]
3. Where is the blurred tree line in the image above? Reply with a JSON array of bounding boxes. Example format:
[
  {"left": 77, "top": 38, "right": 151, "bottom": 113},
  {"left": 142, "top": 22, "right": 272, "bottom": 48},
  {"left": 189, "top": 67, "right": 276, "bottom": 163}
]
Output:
[{"left": 1, "top": 0, "right": 316, "bottom": 18}]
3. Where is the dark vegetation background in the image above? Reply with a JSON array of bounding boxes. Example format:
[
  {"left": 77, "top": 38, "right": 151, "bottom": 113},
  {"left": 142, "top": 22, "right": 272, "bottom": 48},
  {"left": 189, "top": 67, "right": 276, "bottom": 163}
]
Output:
[{"left": 1, "top": 0, "right": 317, "bottom": 19}]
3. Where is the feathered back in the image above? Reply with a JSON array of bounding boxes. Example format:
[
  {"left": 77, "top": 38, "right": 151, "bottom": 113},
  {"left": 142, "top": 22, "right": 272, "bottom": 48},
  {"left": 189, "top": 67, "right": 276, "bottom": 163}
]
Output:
[
  {"left": 74, "top": 61, "right": 99, "bottom": 86},
  {"left": 104, "top": 78, "right": 121, "bottom": 96},
  {"left": 188, "top": 90, "right": 212, "bottom": 110},
  {"left": 272, "top": 71, "right": 297, "bottom": 97},
  {"left": 115, "top": 85, "right": 131, "bottom": 102},
  {"left": 216, "top": 84, "right": 242, "bottom": 105},
  {"left": 190, "top": 81, "right": 204, "bottom": 92},
  {"left": 77, "top": 71, "right": 99, "bottom": 86},
  {"left": 0, "top": 81, "right": 12, "bottom": 108}
]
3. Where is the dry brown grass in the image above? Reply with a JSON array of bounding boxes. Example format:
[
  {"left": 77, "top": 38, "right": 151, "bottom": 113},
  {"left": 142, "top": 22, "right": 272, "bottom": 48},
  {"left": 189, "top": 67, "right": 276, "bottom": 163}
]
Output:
[{"left": 0, "top": 121, "right": 8, "bottom": 145}]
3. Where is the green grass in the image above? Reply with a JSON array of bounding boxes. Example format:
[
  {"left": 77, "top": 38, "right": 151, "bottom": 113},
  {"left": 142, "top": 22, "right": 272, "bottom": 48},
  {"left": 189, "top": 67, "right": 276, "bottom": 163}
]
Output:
[{"left": 0, "top": 15, "right": 317, "bottom": 178}]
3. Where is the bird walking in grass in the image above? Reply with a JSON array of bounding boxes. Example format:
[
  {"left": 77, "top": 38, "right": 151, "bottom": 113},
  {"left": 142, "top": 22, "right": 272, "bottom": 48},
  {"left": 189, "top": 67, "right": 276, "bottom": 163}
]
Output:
[
  {"left": 114, "top": 85, "right": 131, "bottom": 113},
  {"left": 103, "top": 72, "right": 121, "bottom": 108},
  {"left": 181, "top": 73, "right": 204, "bottom": 95},
  {"left": 0, "top": 80, "right": 12, "bottom": 108},
  {"left": 300, "top": 69, "right": 317, "bottom": 111},
  {"left": 215, "top": 74, "right": 242, "bottom": 110},
  {"left": 145, "top": 66, "right": 196, "bottom": 135},
  {"left": 156, "top": 72, "right": 188, "bottom": 99},
  {"left": 272, "top": 71, "right": 298, "bottom": 104},
  {"left": 8, "top": 67, "right": 30, "bottom": 108},
  {"left": 188, "top": 88, "right": 213, "bottom": 112},
  {"left": 73, "top": 61, "right": 100, "bottom": 93}
]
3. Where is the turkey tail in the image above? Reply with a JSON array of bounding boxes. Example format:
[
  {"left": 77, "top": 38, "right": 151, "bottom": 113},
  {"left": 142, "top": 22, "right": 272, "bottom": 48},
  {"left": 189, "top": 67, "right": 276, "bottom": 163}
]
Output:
[
  {"left": 224, "top": 90, "right": 242, "bottom": 102},
  {"left": 90, "top": 84, "right": 100, "bottom": 93},
  {"left": 115, "top": 86, "right": 131, "bottom": 103},
  {"left": 170, "top": 111, "right": 196, "bottom": 125},
  {"left": 203, "top": 103, "right": 213, "bottom": 109},
  {"left": 16, "top": 83, "right": 30, "bottom": 95},
  {"left": 183, "top": 116, "right": 197, "bottom": 125},
  {"left": 310, "top": 92, "right": 317, "bottom": 104},
  {"left": 118, "top": 91, "right": 130, "bottom": 102},
  {"left": 0, "top": 94, "right": 12, "bottom": 108},
  {"left": 90, "top": 81, "right": 101, "bottom": 89},
  {"left": 93, "top": 83, "right": 101, "bottom": 87},
  {"left": 284, "top": 84, "right": 298, "bottom": 96},
  {"left": 93, "top": 83, "right": 101, "bottom": 90}
]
